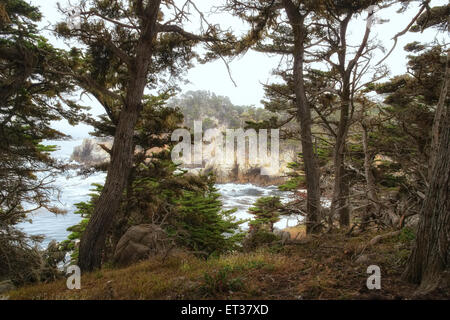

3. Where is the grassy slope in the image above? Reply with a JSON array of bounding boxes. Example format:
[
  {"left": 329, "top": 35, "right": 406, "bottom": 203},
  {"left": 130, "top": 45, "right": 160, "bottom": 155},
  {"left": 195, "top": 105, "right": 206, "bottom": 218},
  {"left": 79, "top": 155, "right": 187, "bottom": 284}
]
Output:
[{"left": 8, "top": 229, "right": 440, "bottom": 300}]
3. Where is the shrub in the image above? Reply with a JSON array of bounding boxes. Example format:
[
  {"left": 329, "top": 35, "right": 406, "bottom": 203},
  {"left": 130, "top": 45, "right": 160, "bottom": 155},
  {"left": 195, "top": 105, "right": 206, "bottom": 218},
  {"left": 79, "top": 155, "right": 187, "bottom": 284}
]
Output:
[
  {"left": 172, "top": 177, "right": 244, "bottom": 257},
  {"left": 248, "top": 196, "right": 282, "bottom": 232},
  {"left": 242, "top": 230, "right": 279, "bottom": 251}
]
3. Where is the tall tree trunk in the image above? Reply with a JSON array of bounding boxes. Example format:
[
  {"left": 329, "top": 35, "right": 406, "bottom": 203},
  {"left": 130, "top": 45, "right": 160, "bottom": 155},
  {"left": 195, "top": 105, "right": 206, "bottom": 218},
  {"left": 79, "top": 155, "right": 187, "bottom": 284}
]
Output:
[
  {"left": 428, "top": 48, "right": 449, "bottom": 181},
  {"left": 78, "top": 1, "right": 161, "bottom": 272},
  {"left": 338, "top": 164, "right": 350, "bottom": 227},
  {"left": 329, "top": 15, "right": 352, "bottom": 229},
  {"left": 78, "top": 107, "right": 140, "bottom": 271},
  {"left": 403, "top": 109, "right": 450, "bottom": 294},
  {"left": 361, "top": 122, "right": 381, "bottom": 228},
  {"left": 403, "top": 45, "right": 450, "bottom": 294},
  {"left": 328, "top": 12, "right": 371, "bottom": 229},
  {"left": 283, "top": 0, "right": 322, "bottom": 233},
  {"left": 330, "top": 88, "right": 351, "bottom": 228}
]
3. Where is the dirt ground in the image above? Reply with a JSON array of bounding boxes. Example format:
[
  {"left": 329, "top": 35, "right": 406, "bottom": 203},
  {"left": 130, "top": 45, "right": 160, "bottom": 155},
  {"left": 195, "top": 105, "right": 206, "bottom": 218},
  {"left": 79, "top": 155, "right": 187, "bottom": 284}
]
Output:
[{"left": 6, "top": 228, "right": 450, "bottom": 300}]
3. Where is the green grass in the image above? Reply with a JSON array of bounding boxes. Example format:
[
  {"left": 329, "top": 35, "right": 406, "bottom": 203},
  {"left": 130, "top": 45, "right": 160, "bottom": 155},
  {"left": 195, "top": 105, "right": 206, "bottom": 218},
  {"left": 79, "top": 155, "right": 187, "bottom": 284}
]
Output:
[{"left": 7, "top": 230, "right": 421, "bottom": 300}]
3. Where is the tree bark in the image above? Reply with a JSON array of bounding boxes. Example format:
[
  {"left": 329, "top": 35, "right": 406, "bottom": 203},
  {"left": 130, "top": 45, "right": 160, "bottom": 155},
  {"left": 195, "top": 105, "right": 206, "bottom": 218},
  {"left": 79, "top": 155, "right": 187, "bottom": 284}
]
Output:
[
  {"left": 403, "top": 115, "right": 450, "bottom": 294},
  {"left": 403, "top": 65, "right": 450, "bottom": 295},
  {"left": 428, "top": 48, "right": 449, "bottom": 181},
  {"left": 283, "top": 0, "right": 322, "bottom": 234},
  {"left": 329, "top": 13, "right": 371, "bottom": 229},
  {"left": 78, "top": 108, "right": 140, "bottom": 271},
  {"left": 78, "top": 1, "right": 161, "bottom": 272},
  {"left": 330, "top": 83, "right": 351, "bottom": 228},
  {"left": 361, "top": 122, "right": 381, "bottom": 228}
]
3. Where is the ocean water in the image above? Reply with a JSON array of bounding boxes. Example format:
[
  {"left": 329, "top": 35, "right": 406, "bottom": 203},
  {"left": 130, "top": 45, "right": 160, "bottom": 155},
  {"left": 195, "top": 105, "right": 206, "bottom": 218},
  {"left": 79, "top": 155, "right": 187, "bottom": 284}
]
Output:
[
  {"left": 17, "top": 139, "right": 299, "bottom": 248},
  {"left": 217, "top": 183, "right": 298, "bottom": 229},
  {"left": 16, "top": 139, "right": 107, "bottom": 248}
]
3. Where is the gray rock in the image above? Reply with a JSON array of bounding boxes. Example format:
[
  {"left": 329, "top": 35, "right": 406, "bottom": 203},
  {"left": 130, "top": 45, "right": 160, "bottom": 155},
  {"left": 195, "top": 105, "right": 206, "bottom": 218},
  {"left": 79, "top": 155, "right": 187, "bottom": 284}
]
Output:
[
  {"left": 0, "top": 280, "right": 15, "bottom": 295},
  {"left": 113, "top": 224, "right": 171, "bottom": 267},
  {"left": 71, "top": 138, "right": 111, "bottom": 165}
]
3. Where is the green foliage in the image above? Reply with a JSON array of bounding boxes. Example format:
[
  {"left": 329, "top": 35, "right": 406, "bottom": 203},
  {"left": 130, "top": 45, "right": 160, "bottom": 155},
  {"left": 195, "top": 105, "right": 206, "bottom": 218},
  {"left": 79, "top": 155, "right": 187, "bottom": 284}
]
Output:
[
  {"left": 55, "top": 1, "right": 235, "bottom": 125},
  {"left": 316, "top": 143, "right": 333, "bottom": 163},
  {"left": 0, "top": 0, "right": 85, "bottom": 283},
  {"left": 398, "top": 227, "right": 416, "bottom": 243},
  {"left": 64, "top": 92, "right": 246, "bottom": 263},
  {"left": 172, "top": 176, "right": 245, "bottom": 257},
  {"left": 410, "top": 4, "right": 450, "bottom": 32},
  {"left": 244, "top": 230, "right": 279, "bottom": 251},
  {"left": 248, "top": 196, "right": 282, "bottom": 232},
  {"left": 365, "top": 45, "right": 448, "bottom": 196},
  {"left": 60, "top": 184, "right": 103, "bottom": 261},
  {"left": 279, "top": 176, "right": 306, "bottom": 191},
  {"left": 379, "top": 173, "right": 406, "bottom": 189},
  {"left": 63, "top": 174, "right": 244, "bottom": 262},
  {"left": 279, "top": 138, "right": 332, "bottom": 192}
]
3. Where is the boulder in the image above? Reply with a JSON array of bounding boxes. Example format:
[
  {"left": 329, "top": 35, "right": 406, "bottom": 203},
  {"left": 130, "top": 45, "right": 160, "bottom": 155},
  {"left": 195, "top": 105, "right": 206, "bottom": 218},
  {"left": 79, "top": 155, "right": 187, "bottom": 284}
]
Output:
[
  {"left": 0, "top": 280, "right": 15, "bottom": 295},
  {"left": 71, "top": 138, "right": 111, "bottom": 165},
  {"left": 113, "top": 224, "right": 171, "bottom": 267}
]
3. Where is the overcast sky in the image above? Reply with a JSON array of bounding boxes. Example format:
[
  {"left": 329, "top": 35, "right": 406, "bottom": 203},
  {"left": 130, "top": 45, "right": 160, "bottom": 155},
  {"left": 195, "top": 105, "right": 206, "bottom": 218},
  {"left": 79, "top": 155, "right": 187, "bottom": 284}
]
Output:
[{"left": 28, "top": 0, "right": 448, "bottom": 139}]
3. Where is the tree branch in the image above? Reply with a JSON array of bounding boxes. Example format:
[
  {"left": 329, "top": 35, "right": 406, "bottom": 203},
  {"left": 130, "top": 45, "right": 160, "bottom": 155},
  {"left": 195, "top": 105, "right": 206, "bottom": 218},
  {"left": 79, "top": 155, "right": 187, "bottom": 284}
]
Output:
[{"left": 156, "top": 23, "right": 216, "bottom": 42}]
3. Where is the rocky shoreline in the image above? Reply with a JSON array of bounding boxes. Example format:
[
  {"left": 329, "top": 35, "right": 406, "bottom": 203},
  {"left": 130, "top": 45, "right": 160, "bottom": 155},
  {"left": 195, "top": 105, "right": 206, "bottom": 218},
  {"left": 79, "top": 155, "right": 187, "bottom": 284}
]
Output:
[{"left": 70, "top": 138, "right": 294, "bottom": 187}]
